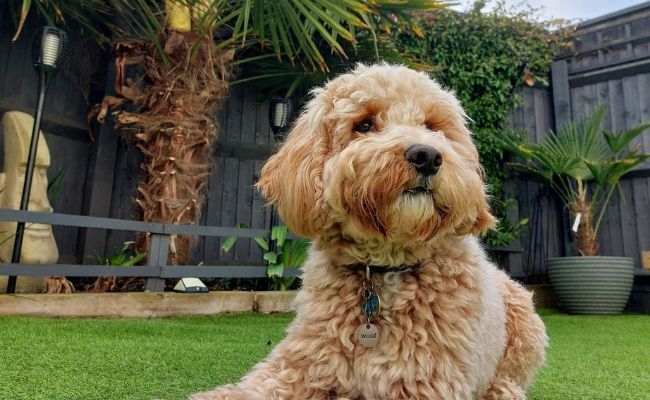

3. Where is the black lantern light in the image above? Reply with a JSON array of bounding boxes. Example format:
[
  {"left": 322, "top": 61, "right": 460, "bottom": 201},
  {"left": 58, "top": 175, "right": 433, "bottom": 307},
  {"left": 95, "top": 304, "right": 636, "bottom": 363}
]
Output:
[
  {"left": 267, "top": 96, "right": 294, "bottom": 242},
  {"left": 269, "top": 96, "right": 293, "bottom": 141},
  {"left": 32, "top": 27, "right": 67, "bottom": 70},
  {"left": 6, "top": 27, "right": 67, "bottom": 294}
]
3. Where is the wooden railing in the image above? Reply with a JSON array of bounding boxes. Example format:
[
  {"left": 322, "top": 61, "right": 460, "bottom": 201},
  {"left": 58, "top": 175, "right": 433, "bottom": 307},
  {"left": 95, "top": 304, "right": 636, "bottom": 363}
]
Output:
[{"left": 0, "top": 208, "right": 299, "bottom": 292}]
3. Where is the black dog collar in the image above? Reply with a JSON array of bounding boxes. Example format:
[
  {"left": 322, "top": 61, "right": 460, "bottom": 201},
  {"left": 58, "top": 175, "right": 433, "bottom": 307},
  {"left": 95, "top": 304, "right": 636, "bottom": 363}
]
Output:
[{"left": 349, "top": 263, "right": 421, "bottom": 274}]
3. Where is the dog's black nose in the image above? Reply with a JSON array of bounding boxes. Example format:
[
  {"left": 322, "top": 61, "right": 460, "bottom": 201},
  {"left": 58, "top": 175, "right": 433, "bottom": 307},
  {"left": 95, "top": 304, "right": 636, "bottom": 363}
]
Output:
[{"left": 405, "top": 144, "right": 442, "bottom": 176}]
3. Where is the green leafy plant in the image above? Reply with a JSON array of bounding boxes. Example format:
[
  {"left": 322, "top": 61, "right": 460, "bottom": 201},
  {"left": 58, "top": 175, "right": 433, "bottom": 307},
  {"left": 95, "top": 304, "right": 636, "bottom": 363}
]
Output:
[
  {"left": 87, "top": 241, "right": 147, "bottom": 292},
  {"left": 498, "top": 106, "right": 650, "bottom": 256},
  {"left": 92, "top": 241, "right": 146, "bottom": 266},
  {"left": 46, "top": 168, "right": 65, "bottom": 204},
  {"left": 222, "top": 224, "right": 310, "bottom": 290},
  {"left": 394, "top": 1, "right": 570, "bottom": 247}
]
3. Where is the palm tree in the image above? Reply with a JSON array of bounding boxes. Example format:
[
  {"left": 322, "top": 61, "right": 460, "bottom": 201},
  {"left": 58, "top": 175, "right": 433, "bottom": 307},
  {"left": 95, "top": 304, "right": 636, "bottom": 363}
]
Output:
[
  {"left": 8, "top": 0, "right": 445, "bottom": 265},
  {"left": 499, "top": 106, "right": 650, "bottom": 256}
]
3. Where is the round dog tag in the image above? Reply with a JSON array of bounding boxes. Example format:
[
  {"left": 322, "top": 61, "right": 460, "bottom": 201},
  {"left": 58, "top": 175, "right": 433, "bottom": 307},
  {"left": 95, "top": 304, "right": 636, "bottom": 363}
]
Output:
[{"left": 356, "top": 323, "right": 380, "bottom": 347}]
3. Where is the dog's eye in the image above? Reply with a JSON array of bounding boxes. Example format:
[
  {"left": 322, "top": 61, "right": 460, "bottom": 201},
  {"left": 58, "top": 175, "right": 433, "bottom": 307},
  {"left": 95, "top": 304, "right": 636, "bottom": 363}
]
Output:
[
  {"left": 424, "top": 122, "right": 436, "bottom": 131},
  {"left": 353, "top": 118, "right": 374, "bottom": 133}
]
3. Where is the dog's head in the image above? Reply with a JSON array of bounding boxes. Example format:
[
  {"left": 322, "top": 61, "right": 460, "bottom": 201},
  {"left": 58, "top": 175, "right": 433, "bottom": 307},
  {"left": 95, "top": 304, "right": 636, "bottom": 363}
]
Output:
[{"left": 257, "top": 64, "right": 496, "bottom": 245}]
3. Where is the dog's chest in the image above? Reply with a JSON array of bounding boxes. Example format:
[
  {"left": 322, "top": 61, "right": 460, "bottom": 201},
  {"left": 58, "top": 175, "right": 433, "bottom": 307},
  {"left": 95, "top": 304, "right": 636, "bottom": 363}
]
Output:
[{"left": 337, "top": 270, "right": 482, "bottom": 398}]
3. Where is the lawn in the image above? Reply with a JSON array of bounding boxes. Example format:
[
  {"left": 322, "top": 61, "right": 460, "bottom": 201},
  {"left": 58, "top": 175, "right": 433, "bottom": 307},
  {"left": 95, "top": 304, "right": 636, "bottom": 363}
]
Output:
[
  {"left": 529, "top": 311, "right": 650, "bottom": 400},
  {"left": 0, "top": 311, "right": 648, "bottom": 399}
]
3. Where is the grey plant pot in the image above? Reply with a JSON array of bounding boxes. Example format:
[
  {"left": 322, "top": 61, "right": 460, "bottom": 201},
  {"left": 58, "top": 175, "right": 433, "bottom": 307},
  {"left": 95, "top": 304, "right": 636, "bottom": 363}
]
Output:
[{"left": 547, "top": 256, "right": 634, "bottom": 315}]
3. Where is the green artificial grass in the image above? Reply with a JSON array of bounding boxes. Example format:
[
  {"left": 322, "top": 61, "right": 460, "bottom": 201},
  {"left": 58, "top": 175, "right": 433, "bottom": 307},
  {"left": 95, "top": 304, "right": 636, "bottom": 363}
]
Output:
[
  {"left": 529, "top": 311, "right": 650, "bottom": 400},
  {"left": 0, "top": 313, "right": 292, "bottom": 400},
  {"left": 0, "top": 311, "right": 648, "bottom": 399}
]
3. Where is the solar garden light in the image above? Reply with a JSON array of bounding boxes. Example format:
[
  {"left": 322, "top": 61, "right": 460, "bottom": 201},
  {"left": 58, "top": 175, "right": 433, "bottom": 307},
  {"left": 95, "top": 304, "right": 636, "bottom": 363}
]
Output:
[
  {"left": 267, "top": 96, "right": 295, "bottom": 244},
  {"left": 6, "top": 27, "right": 67, "bottom": 294},
  {"left": 269, "top": 96, "right": 293, "bottom": 142},
  {"left": 173, "top": 277, "right": 209, "bottom": 293}
]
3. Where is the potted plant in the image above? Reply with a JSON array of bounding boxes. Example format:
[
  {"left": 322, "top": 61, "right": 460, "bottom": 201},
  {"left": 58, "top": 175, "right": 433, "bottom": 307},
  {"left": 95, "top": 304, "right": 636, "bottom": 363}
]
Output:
[{"left": 499, "top": 105, "right": 650, "bottom": 314}]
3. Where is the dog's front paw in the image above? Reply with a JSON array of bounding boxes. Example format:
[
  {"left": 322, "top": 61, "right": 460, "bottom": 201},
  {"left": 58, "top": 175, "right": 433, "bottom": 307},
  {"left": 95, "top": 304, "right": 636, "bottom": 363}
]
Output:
[
  {"left": 189, "top": 385, "right": 254, "bottom": 400},
  {"left": 481, "top": 379, "right": 526, "bottom": 400}
]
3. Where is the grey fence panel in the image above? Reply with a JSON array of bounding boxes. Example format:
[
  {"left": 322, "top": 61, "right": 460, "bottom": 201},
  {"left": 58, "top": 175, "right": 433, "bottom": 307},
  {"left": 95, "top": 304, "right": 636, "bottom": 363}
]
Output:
[
  {"left": 105, "top": 141, "right": 143, "bottom": 258},
  {"left": 235, "top": 159, "right": 255, "bottom": 260},
  {"left": 251, "top": 160, "right": 270, "bottom": 258},
  {"left": 540, "top": 4, "right": 650, "bottom": 272},
  {"left": 46, "top": 133, "right": 92, "bottom": 263},
  {"left": 0, "top": 13, "right": 104, "bottom": 264},
  {"left": 507, "top": 87, "right": 564, "bottom": 281},
  {"left": 203, "top": 156, "right": 226, "bottom": 263}
]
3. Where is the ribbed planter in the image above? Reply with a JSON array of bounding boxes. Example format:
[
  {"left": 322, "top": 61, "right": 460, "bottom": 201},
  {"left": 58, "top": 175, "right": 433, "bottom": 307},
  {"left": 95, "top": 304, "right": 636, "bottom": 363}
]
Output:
[{"left": 547, "top": 256, "right": 634, "bottom": 315}]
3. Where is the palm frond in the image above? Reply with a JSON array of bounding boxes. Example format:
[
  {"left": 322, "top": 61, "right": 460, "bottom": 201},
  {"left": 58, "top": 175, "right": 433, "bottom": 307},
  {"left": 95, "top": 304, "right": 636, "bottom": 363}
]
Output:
[
  {"left": 603, "top": 122, "right": 650, "bottom": 154},
  {"left": 231, "top": 27, "right": 436, "bottom": 97},
  {"left": 8, "top": 0, "right": 446, "bottom": 76},
  {"left": 536, "top": 106, "right": 610, "bottom": 181},
  {"left": 10, "top": 0, "right": 118, "bottom": 44}
]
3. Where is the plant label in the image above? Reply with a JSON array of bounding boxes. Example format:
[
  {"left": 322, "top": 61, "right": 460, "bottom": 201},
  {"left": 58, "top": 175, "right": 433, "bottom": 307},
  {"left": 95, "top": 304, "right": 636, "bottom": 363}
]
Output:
[{"left": 572, "top": 213, "right": 582, "bottom": 233}]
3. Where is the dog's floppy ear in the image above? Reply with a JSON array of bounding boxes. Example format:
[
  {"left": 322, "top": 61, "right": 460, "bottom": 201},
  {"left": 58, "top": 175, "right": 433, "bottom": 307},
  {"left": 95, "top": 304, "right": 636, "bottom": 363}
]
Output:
[
  {"left": 452, "top": 192, "right": 497, "bottom": 237},
  {"left": 256, "top": 97, "right": 331, "bottom": 238},
  {"left": 452, "top": 122, "right": 497, "bottom": 237},
  {"left": 471, "top": 203, "right": 497, "bottom": 236}
]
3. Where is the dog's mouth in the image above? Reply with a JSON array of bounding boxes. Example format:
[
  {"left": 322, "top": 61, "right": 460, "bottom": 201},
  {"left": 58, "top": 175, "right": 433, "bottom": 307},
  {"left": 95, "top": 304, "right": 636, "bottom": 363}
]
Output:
[
  {"left": 403, "top": 186, "right": 431, "bottom": 196},
  {"left": 403, "top": 176, "right": 433, "bottom": 196}
]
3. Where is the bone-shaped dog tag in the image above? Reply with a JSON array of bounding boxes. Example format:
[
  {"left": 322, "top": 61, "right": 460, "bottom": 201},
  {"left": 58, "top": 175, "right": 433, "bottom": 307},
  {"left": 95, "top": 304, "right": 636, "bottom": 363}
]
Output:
[{"left": 356, "top": 323, "right": 379, "bottom": 347}]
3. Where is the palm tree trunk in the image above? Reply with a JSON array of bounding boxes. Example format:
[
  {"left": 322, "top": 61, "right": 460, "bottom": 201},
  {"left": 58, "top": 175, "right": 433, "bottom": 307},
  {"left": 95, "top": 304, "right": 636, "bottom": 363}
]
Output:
[
  {"left": 90, "top": 23, "right": 233, "bottom": 265},
  {"left": 574, "top": 199, "right": 599, "bottom": 256},
  {"left": 131, "top": 32, "right": 231, "bottom": 264}
]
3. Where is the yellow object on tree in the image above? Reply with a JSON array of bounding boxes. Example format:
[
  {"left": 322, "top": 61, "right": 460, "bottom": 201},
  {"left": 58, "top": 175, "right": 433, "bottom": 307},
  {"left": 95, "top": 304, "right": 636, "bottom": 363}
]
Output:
[{"left": 165, "top": 0, "right": 191, "bottom": 32}]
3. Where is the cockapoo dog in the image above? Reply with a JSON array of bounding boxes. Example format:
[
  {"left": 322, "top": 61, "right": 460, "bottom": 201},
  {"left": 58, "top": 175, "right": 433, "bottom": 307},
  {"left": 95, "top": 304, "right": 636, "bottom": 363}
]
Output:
[{"left": 192, "top": 64, "right": 547, "bottom": 399}]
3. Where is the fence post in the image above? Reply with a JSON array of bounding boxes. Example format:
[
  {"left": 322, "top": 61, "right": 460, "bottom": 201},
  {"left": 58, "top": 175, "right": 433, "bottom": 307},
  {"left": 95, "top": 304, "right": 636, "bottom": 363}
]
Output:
[
  {"left": 144, "top": 233, "right": 169, "bottom": 292},
  {"left": 551, "top": 60, "right": 571, "bottom": 130},
  {"left": 551, "top": 59, "right": 574, "bottom": 257},
  {"left": 78, "top": 59, "right": 121, "bottom": 261}
]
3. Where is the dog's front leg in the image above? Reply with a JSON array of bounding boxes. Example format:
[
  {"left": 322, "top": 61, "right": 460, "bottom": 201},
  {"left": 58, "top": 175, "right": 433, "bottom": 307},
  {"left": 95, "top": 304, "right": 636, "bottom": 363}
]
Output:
[
  {"left": 190, "top": 384, "right": 344, "bottom": 400},
  {"left": 189, "top": 361, "right": 334, "bottom": 400},
  {"left": 188, "top": 383, "right": 262, "bottom": 400},
  {"left": 189, "top": 342, "right": 338, "bottom": 400}
]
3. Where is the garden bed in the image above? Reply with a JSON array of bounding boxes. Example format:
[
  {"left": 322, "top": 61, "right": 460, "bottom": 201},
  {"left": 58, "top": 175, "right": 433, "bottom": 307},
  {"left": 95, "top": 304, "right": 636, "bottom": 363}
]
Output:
[
  {"left": 0, "top": 291, "right": 297, "bottom": 317},
  {"left": 0, "top": 285, "right": 556, "bottom": 317}
]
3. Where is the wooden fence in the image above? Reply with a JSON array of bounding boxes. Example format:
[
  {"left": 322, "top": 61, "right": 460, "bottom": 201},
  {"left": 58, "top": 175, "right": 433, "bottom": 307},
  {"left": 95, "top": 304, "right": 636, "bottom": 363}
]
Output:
[
  {"left": 0, "top": 9, "right": 278, "bottom": 267},
  {"left": 508, "top": 3, "right": 650, "bottom": 282}
]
